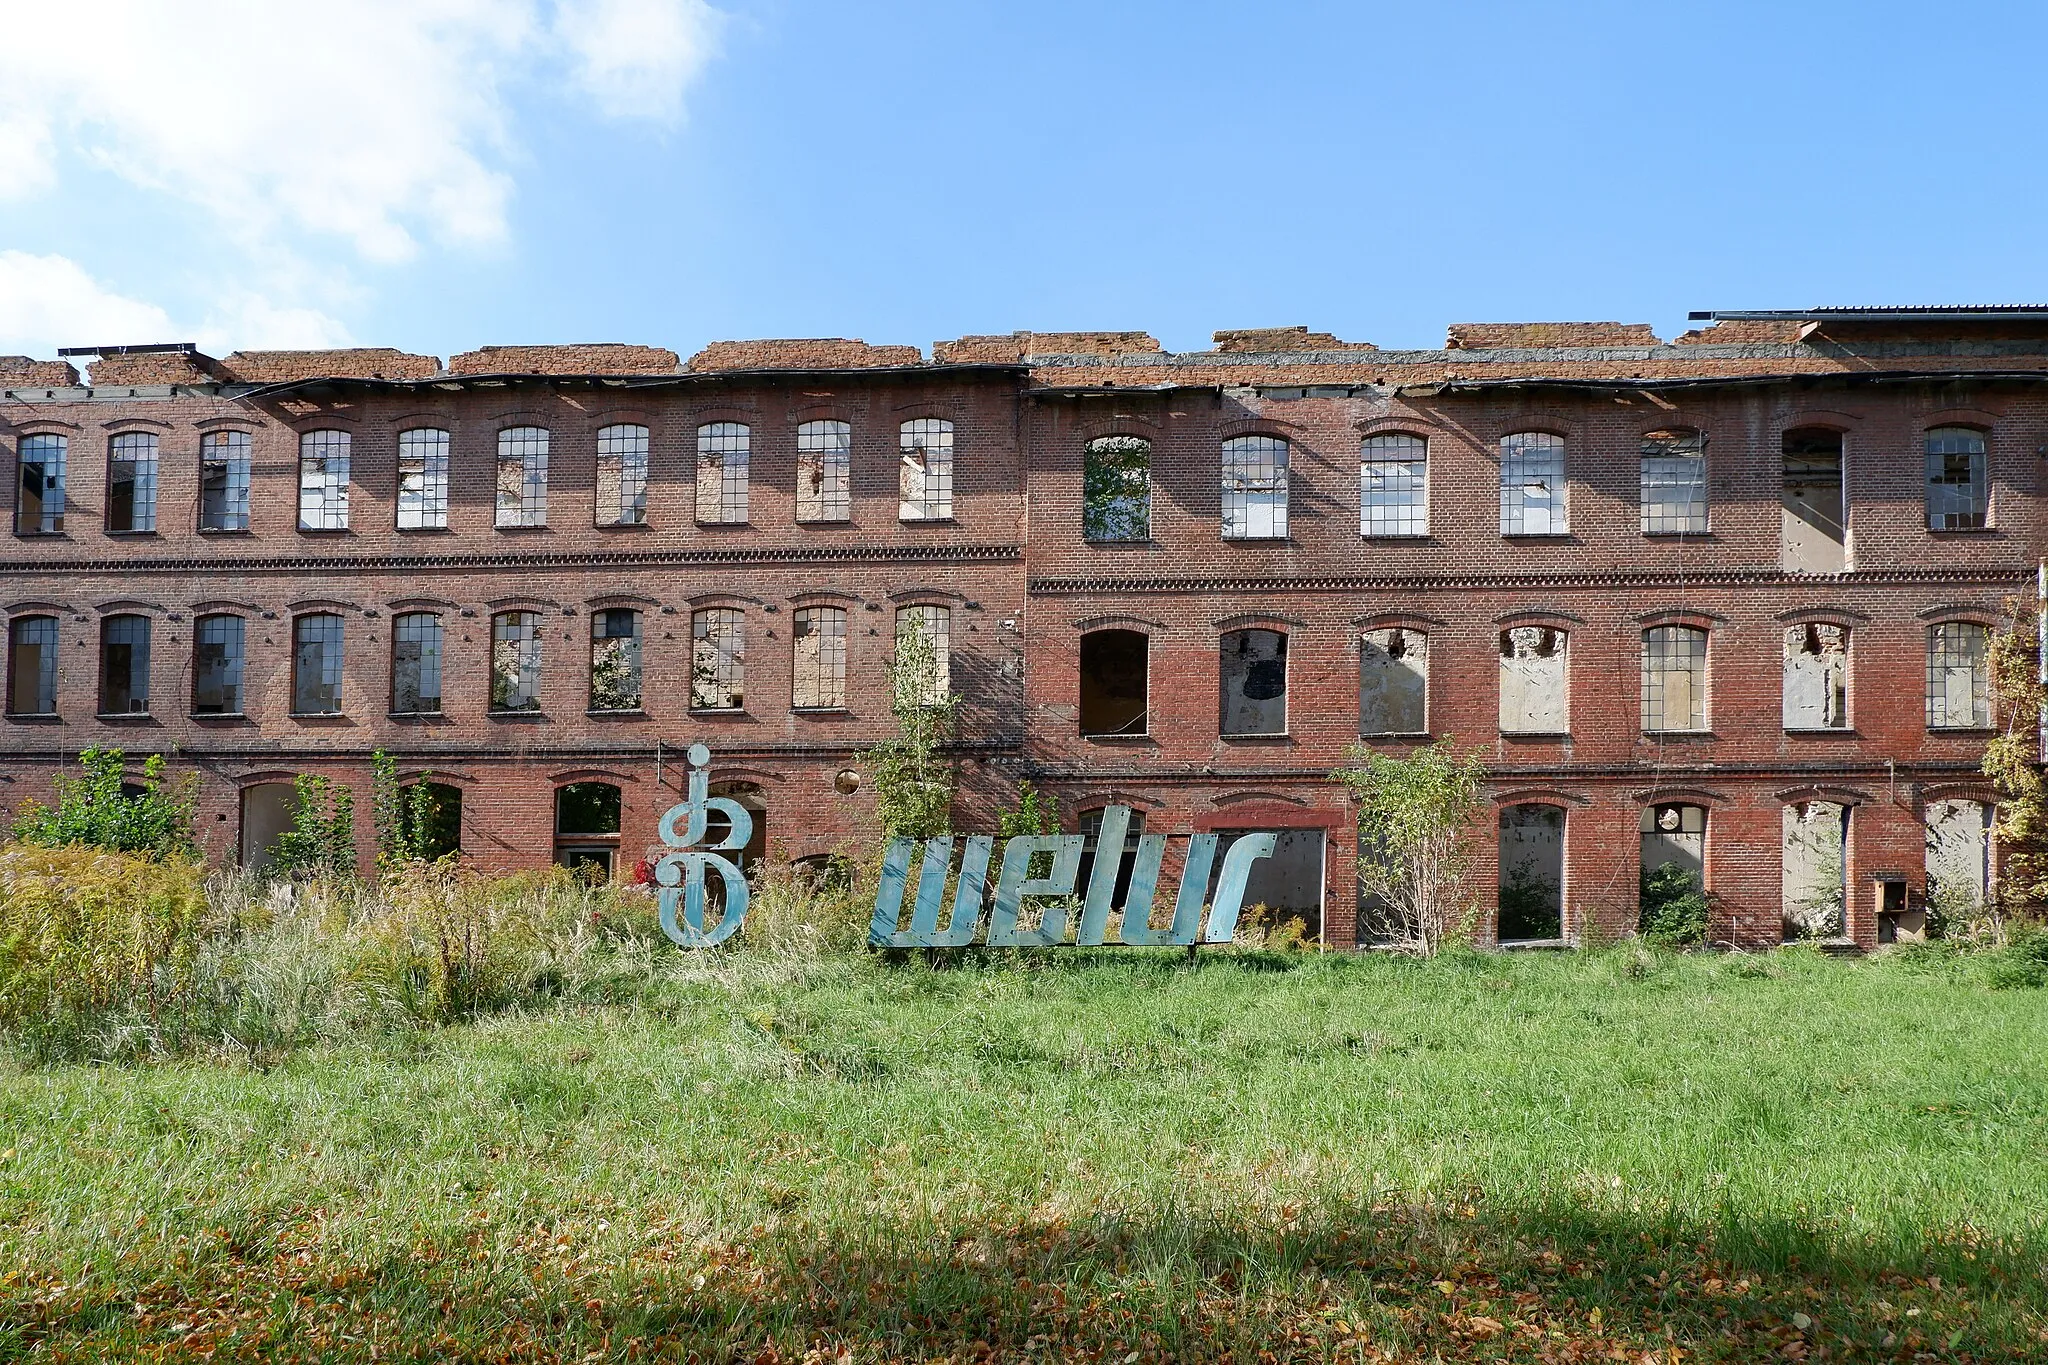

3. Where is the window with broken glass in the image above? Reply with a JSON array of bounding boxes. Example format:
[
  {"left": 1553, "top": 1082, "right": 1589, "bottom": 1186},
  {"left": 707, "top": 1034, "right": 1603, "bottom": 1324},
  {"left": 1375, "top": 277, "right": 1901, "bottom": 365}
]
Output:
[
  {"left": 1926, "top": 622, "right": 1990, "bottom": 729},
  {"left": 1221, "top": 435, "right": 1288, "bottom": 539},
  {"left": 1220, "top": 629, "right": 1288, "bottom": 735},
  {"left": 691, "top": 608, "right": 745, "bottom": 710},
  {"left": 16, "top": 433, "right": 65, "bottom": 534},
  {"left": 893, "top": 605, "right": 951, "bottom": 705},
  {"left": 297, "top": 430, "right": 350, "bottom": 530},
  {"left": 1500, "top": 431, "right": 1566, "bottom": 535},
  {"left": 98, "top": 615, "right": 150, "bottom": 715},
  {"left": 1924, "top": 426, "right": 1988, "bottom": 530},
  {"left": 199, "top": 430, "right": 251, "bottom": 531},
  {"left": 1359, "top": 627, "right": 1428, "bottom": 735},
  {"left": 792, "top": 605, "right": 848, "bottom": 709},
  {"left": 192, "top": 614, "right": 244, "bottom": 715},
  {"left": 1639, "top": 428, "right": 1706, "bottom": 534},
  {"left": 391, "top": 612, "right": 443, "bottom": 715},
  {"left": 291, "top": 613, "right": 344, "bottom": 715},
  {"left": 1360, "top": 433, "right": 1427, "bottom": 537},
  {"left": 796, "top": 421, "right": 850, "bottom": 522},
  {"left": 107, "top": 431, "right": 158, "bottom": 532},
  {"left": 1083, "top": 436, "right": 1151, "bottom": 541},
  {"left": 8, "top": 615, "right": 57, "bottom": 715},
  {"left": 1782, "top": 624, "right": 1848, "bottom": 730},
  {"left": 489, "top": 611, "right": 542, "bottom": 713},
  {"left": 495, "top": 427, "right": 548, "bottom": 528},
  {"left": 696, "top": 423, "right": 749, "bottom": 523},
  {"left": 397, "top": 428, "right": 450, "bottom": 529},
  {"left": 900, "top": 419, "right": 954, "bottom": 520},
  {"left": 1498, "top": 626, "right": 1568, "bottom": 733},
  {"left": 596, "top": 424, "right": 649, "bottom": 526},
  {"left": 1641, "top": 626, "right": 1708, "bottom": 732},
  {"left": 589, "top": 608, "right": 642, "bottom": 711}
]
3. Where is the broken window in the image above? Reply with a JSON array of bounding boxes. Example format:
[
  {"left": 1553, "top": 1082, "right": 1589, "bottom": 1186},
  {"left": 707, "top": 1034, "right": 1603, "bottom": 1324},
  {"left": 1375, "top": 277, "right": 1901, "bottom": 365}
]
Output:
[
  {"left": 192, "top": 614, "right": 244, "bottom": 715},
  {"left": 1925, "top": 426, "right": 1988, "bottom": 530},
  {"left": 403, "top": 782, "right": 463, "bottom": 860},
  {"left": 555, "top": 781, "right": 621, "bottom": 878},
  {"left": 395, "top": 427, "right": 449, "bottom": 530},
  {"left": 1641, "top": 803, "right": 1705, "bottom": 881},
  {"left": 892, "top": 605, "right": 951, "bottom": 705},
  {"left": 489, "top": 611, "right": 542, "bottom": 713},
  {"left": 1498, "top": 626, "right": 1567, "bottom": 733},
  {"left": 1360, "top": 432, "right": 1427, "bottom": 537},
  {"left": 691, "top": 607, "right": 745, "bottom": 711},
  {"left": 1640, "top": 428, "right": 1706, "bottom": 534},
  {"left": 8, "top": 615, "right": 57, "bottom": 715},
  {"left": 495, "top": 426, "right": 548, "bottom": 528},
  {"left": 900, "top": 419, "right": 954, "bottom": 520},
  {"left": 1221, "top": 435, "right": 1288, "bottom": 539},
  {"left": 200, "top": 430, "right": 250, "bottom": 532},
  {"left": 1641, "top": 625, "right": 1707, "bottom": 733},
  {"left": 1498, "top": 804, "right": 1564, "bottom": 941},
  {"left": 1084, "top": 435, "right": 1151, "bottom": 541},
  {"left": 1220, "top": 628, "right": 1287, "bottom": 735},
  {"left": 590, "top": 608, "right": 643, "bottom": 711},
  {"left": 1781, "top": 428, "right": 1845, "bottom": 573},
  {"left": 1359, "top": 627, "right": 1427, "bottom": 735},
  {"left": 1925, "top": 798, "right": 1992, "bottom": 931},
  {"left": 391, "top": 612, "right": 442, "bottom": 715},
  {"left": 696, "top": 422, "right": 749, "bottom": 523},
  {"left": 797, "top": 420, "right": 851, "bottom": 522},
  {"left": 292, "top": 613, "right": 344, "bottom": 715},
  {"left": 596, "top": 424, "right": 649, "bottom": 526},
  {"left": 98, "top": 614, "right": 150, "bottom": 714},
  {"left": 792, "top": 605, "right": 848, "bottom": 708},
  {"left": 1499, "top": 431, "right": 1565, "bottom": 535},
  {"left": 1926, "top": 622, "right": 1991, "bottom": 729},
  {"left": 1079, "top": 629, "right": 1148, "bottom": 736},
  {"left": 1782, "top": 800, "right": 1848, "bottom": 940},
  {"left": 297, "top": 430, "right": 350, "bottom": 530},
  {"left": 1783, "top": 624, "right": 1848, "bottom": 730},
  {"left": 107, "top": 431, "right": 158, "bottom": 532},
  {"left": 1640, "top": 803, "right": 1707, "bottom": 939},
  {"left": 16, "top": 432, "right": 65, "bottom": 534}
]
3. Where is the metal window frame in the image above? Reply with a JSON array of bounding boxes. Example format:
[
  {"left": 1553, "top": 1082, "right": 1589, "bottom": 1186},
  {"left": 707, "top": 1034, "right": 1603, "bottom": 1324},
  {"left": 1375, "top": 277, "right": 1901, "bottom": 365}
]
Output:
[
  {"left": 396, "top": 428, "right": 451, "bottom": 530},
  {"left": 893, "top": 604, "right": 951, "bottom": 704},
  {"left": 596, "top": 424, "right": 650, "bottom": 527},
  {"left": 1221, "top": 434, "right": 1289, "bottom": 540},
  {"left": 494, "top": 426, "right": 549, "bottom": 528},
  {"left": 796, "top": 420, "right": 852, "bottom": 522},
  {"left": 899, "top": 418, "right": 955, "bottom": 521},
  {"left": 8, "top": 614, "right": 58, "bottom": 714},
  {"left": 199, "top": 430, "right": 251, "bottom": 532},
  {"left": 390, "top": 611, "right": 444, "bottom": 715},
  {"left": 1639, "top": 429, "right": 1707, "bottom": 534},
  {"left": 297, "top": 430, "right": 351, "bottom": 531},
  {"left": 1924, "top": 426, "right": 1988, "bottom": 530},
  {"left": 98, "top": 613, "right": 152, "bottom": 714},
  {"left": 589, "top": 606, "right": 643, "bottom": 711},
  {"left": 1926, "top": 621, "right": 1991, "bottom": 729},
  {"left": 1360, "top": 432, "right": 1428, "bottom": 537},
  {"left": 1500, "top": 431, "right": 1566, "bottom": 535},
  {"left": 107, "top": 430, "right": 159, "bottom": 533},
  {"left": 489, "top": 610, "right": 543, "bottom": 712},
  {"left": 16, "top": 433, "right": 66, "bottom": 535},
  {"left": 192, "top": 613, "right": 245, "bottom": 714},
  {"left": 1641, "top": 625, "right": 1708, "bottom": 732},
  {"left": 291, "top": 612, "right": 345, "bottom": 715},
  {"left": 792, "top": 605, "right": 848, "bottom": 709},
  {"left": 697, "top": 423, "right": 750, "bottom": 524},
  {"left": 690, "top": 606, "right": 746, "bottom": 710}
]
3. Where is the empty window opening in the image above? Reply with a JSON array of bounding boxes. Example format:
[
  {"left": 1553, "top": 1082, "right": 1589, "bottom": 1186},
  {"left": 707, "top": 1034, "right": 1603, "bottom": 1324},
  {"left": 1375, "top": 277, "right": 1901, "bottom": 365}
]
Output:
[
  {"left": 1639, "top": 803, "right": 1706, "bottom": 938},
  {"left": 1499, "top": 626, "right": 1567, "bottom": 733},
  {"left": 1359, "top": 627, "right": 1428, "bottom": 735},
  {"left": 1209, "top": 827, "right": 1325, "bottom": 939},
  {"left": 403, "top": 782, "right": 463, "bottom": 860},
  {"left": 1221, "top": 435, "right": 1289, "bottom": 539},
  {"left": 107, "top": 431, "right": 158, "bottom": 532},
  {"left": 555, "top": 780, "right": 621, "bottom": 878},
  {"left": 1220, "top": 628, "right": 1287, "bottom": 736},
  {"left": 1927, "top": 622, "right": 1991, "bottom": 729},
  {"left": 792, "top": 605, "right": 848, "bottom": 709},
  {"left": 240, "top": 782, "right": 298, "bottom": 873},
  {"left": 298, "top": 430, "right": 350, "bottom": 531},
  {"left": 1079, "top": 629, "right": 1149, "bottom": 736},
  {"left": 8, "top": 615, "right": 57, "bottom": 715},
  {"left": 691, "top": 607, "right": 745, "bottom": 711},
  {"left": 1641, "top": 625, "right": 1707, "bottom": 733},
  {"left": 595, "top": 423, "right": 649, "bottom": 526},
  {"left": 697, "top": 422, "right": 750, "bottom": 523},
  {"left": 796, "top": 420, "right": 850, "bottom": 522},
  {"left": 200, "top": 430, "right": 251, "bottom": 531},
  {"left": 590, "top": 607, "right": 643, "bottom": 711},
  {"left": 1782, "top": 800, "right": 1848, "bottom": 940},
  {"left": 1361, "top": 432, "right": 1428, "bottom": 537},
  {"left": 1926, "top": 426, "right": 1988, "bottom": 530},
  {"left": 292, "top": 613, "right": 344, "bottom": 715},
  {"left": 1924, "top": 798, "right": 1992, "bottom": 937},
  {"left": 490, "top": 611, "right": 542, "bottom": 713},
  {"left": 703, "top": 782, "right": 768, "bottom": 875},
  {"left": 1500, "top": 431, "right": 1566, "bottom": 535},
  {"left": 495, "top": 426, "right": 548, "bottom": 528},
  {"left": 98, "top": 614, "right": 150, "bottom": 715},
  {"left": 16, "top": 432, "right": 65, "bottom": 534},
  {"left": 893, "top": 605, "right": 951, "bottom": 706},
  {"left": 397, "top": 428, "right": 450, "bottom": 530},
  {"left": 1498, "top": 804, "right": 1564, "bottom": 942},
  {"left": 1781, "top": 428, "right": 1845, "bottom": 573},
  {"left": 1084, "top": 435, "right": 1152, "bottom": 541},
  {"left": 391, "top": 612, "right": 443, "bottom": 715},
  {"left": 193, "top": 614, "right": 244, "bottom": 715},
  {"left": 1783, "top": 624, "right": 1848, "bottom": 729},
  {"left": 1640, "top": 428, "right": 1706, "bottom": 534}
]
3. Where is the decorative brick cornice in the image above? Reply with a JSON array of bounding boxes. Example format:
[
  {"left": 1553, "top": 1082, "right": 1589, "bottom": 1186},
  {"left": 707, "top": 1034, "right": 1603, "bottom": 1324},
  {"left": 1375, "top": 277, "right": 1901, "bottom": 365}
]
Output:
[
  {"left": 1029, "top": 567, "right": 2031, "bottom": 595},
  {"left": 0, "top": 543, "right": 1023, "bottom": 577}
]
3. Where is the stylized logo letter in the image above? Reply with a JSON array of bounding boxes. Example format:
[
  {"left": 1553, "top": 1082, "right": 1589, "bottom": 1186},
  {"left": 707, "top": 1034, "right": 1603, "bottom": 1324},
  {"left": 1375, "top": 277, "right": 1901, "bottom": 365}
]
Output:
[{"left": 653, "top": 744, "right": 753, "bottom": 947}]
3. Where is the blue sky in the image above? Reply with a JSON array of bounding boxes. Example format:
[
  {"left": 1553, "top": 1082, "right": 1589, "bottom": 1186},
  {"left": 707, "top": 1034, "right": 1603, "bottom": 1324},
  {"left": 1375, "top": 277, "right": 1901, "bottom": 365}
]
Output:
[{"left": 2, "top": 0, "right": 2044, "bottom": 362}]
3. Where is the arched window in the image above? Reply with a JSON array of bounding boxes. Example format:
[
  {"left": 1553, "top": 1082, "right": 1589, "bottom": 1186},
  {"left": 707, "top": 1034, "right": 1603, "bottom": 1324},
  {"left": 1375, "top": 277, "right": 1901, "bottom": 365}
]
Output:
[
  {"left": 696, "top": 422, "right": 750, "bottom": 523},
  {"left": 690, "top": 608, "right": 745, "bottom": 711},
  {"left": 490, "top": 611, "right": 542, "bottom": 713},
  {"left": 1783, "top": 624, "right": 1848, "bottom": 730},
  {"left": 107, "top": 431, "right": 158, "bottom": 532},
  {"left": 7, "top": 615, "right": 58, "bottom": 715},
  {"left": 1925, "top": 426, "right": 1988, "bottom": 530},
  {"left": 495, "top": 426, "right": 549, "bottom": 528},
  {"left": 1640, "top": 803, "right": 1706, "bottom": 942},
  {"left": 1360, "top": 433, "right": 1427, "bottom": 537},
  {"left": 900, "top": 418, "right": 954, "bottom": 520},
  {"left": 1641, "top": 625, "right": 1707, "bottom": 732},
  {"left": 1783, "top": 801, "right": 1848, "bottom": 940},
  {"left": 1084, "top": 436, "right": 1151, "bottom": 541},
  {"left": 99, "top": 614, "right": 151, "bottom": 714},
  {"left": 16, "top": 432, "right": 66, "bottom": 534},
  {"left": 1500, "top": 431, "right": 1565, "bottom": 535},
  {"left": 1221, "top": 435, "right": 1288, "bottom": 539},
  {"left": 555, "top": 781, "right": 622, "bottom": 878},
  {"left": 193, "top": 614, "right": 245, "bottom": 715},
  {"left": 596, "top": 424, "right": 649, "bottom": 526},
  {"left": 1499, "top": 804, "right": 1564, "bottom": 942},
  {"left": 1079, "top": 629, "right": 1148, "bottom": 736},
  {"left": 1926, "top": 622, "right": 1990, "bottom": 729},
  {"left": 397, "top": 428, "right": 450, "bottom": 529},
  {"left": 391, "top": 612, "right": 443, "bottom": 715},
  {"left": 291, "top": 613, "right": 344, "bottom": 714},
  {"left": 1499, "top": 626, "right": 1567, "bottom": 733},
  {"left": 200, "top": 430, "right": 251, "bottom": 531},
  {"left": 792, "top": 605, "right": 847, "bottom": 709},
  {"left": 1640, "top": 428, "right": 1706, "bottom": 534},
  {"left": 590, "top": 608, "right": 643, "bottom": 711},
  {"left": 297, "top": 430, "right": 350, "bottom": 530},
  {"left": 892, "top": 605, "right": 951, "bottom": 705},
  {"left": 1360, "top": 627, "right": 1427, "bottom": 735},
  {"left": 796, "top": 420, "right": 850, "bottom": 522},
  {"left": 1220, "top": 628, "right": 1287, "bottom": 736},
  {"left": 403, "top": 781, "right": 463, "bottom": 860}
]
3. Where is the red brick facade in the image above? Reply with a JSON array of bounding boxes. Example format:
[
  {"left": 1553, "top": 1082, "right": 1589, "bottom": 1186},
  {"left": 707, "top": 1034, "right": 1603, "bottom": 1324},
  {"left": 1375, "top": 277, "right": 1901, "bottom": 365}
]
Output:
[{"left": 1, "top": 313, "right": 2039, "bottom": 950}]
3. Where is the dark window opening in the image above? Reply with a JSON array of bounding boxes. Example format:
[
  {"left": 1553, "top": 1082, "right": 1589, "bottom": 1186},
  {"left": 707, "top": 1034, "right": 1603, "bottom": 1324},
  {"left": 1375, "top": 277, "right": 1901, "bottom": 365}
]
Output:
[
  {"left": 404, "top": 782, "right": 463, "bottom": 860},
  {"left": 556, "top": 781, "right": 622, "bottom": 836},
  {"left": 1498, "top": 803, "right": 1564, "bottom": 941},
  {"left": 193, "top": 614, "right": 244, "bottom": 714},
  {"left": 1079, "top": 629, "right": 1148, "bottom": 736},
  {"left": 98, "top": 614, "right": 150, "bottom": 715}
]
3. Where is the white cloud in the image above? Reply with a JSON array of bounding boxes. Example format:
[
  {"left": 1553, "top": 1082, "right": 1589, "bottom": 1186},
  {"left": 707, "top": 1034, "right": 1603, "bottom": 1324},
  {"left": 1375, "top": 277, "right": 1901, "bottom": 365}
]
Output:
[
  {"left": 555, "top": 0, "right": 724, "bottom": 122},
  {"left": 0, "top": 252, "right": 177, "bottom": 354},
  {"left": 197, "top": 293, "right": 355, "bottom": 356}
]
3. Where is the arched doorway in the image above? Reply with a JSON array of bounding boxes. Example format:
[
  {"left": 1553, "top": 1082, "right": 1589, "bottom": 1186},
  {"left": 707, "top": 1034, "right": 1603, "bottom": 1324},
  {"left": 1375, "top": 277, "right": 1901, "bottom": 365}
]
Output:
[{"left": 240, "top": 782, "right": 297, "bottom": 873}]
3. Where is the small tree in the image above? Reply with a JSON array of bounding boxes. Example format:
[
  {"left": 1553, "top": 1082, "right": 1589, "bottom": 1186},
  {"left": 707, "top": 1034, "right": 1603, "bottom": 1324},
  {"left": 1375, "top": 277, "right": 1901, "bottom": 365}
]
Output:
[
  {"left": 1332, "top": 740, "right": 1486, "bottom": 955},
  {"left": 11, "top": 747, "right": 196, "bottom": 862},
  {"left": 860, "top": 617, "right": 957, "bottom": 839},
  {"left": 269, "top": 773, "right": 357, "bottom": 881},
  {"left": 1985, "top": 593, "right": 2048, "bottom": 930},
  {"left": 371, "top": 749, "right": 444, "bottom": 869}
]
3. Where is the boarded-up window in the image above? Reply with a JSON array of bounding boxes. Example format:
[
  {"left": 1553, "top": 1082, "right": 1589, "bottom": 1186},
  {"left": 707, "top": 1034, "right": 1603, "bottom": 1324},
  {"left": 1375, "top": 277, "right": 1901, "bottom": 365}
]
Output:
[
  {"left": 396, "top": 428, "right": 450, "bottom": 529},
  {"left": 16, "top": 433, "right": 65, "bottom": 534},
  {"left": 1361, "top": 433, "right": 1427, "bottom": 537},
  {"left": 1925, "top": 798, "right": 1991, "bottom": 923},
  {"left": 490, "top": 611, "right": 542, "bottom": 712},
  {"left": 1499, "top": 626, "right": 1567, "bottom": 733},
  {"left": 691, "top": 608, "right": 745, "bottom": 710},
  {"left": 893, "top": 605, "right": 951, "bottom": 705},
  {"left": 1499, "top": 804, "right": 1564, "bottom": 941},
  {"left": 1925, "top": 427, "right": 1988, "bottom": 530},
  {"left": 1783, "top": 624, "right": 1848, "bottom": 729},
  {"left": 900, "top": 419, "right": 954, "bottom": 520},
  {"left": 1640, "top": 428, "right": 1706, "bottom": 534},
  {"left": 1079, "top": 629, "right": 1148, "bottom": 736},
  {"left": 297, "top": 430, "right": 350, "bottom": 530},
  {"left": 495, "top": 426, "right": 548, "bottom": 528},
  {"left": 792, "top": 605, "right": 847, "bottom": 708},
  {"left": 1221, "top": 435, "right": 1288, "bottom": 539},
  {"left": 797, "top": 420, "right": 851, "bottom": 522},
  {"left": 108, "top": 431, "right": 158, "bottom": 532},
  {"left": 1500, "top": 431, "right": 1565, "bottom": 535},
  {"left": 1220, "top": 629, "right": 1287, "bottom": 735},
  {"left": 1781, "top": 428, "right": 1845, "bottom": 573},
  {"left": 1926, "top": 622, "right": 1990, "bottom": 729},
  {"left": 1782, "top": 801, "right": 1848, "bottom": 940},
  {"left": 595, "top": 424, "right": 649, "bottom": 526},
  {"left": 1360, "top": 627, "right": 1427, "bottom": 735},
  {"left": 590, "top": 608, "right": 642, "bottom": 711},
  {"left": 1084, "top": 435, "right": 1151, "bottom": 541},
  {"left": 1641, "top": 625, "right": 1707, "bottom": 732},
  {"left": 696, "top": 423, "right": 750, "bottom": 523},
  {"left": 8, "top": 615, "right": 57, "bottom": 715}
]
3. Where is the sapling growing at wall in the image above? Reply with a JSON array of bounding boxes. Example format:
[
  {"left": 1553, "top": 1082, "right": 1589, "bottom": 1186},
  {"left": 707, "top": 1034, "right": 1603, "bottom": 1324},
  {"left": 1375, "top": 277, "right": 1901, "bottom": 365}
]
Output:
[
  {"left": 860, "top": 616, "right": 957, "bottom": 840},
  {"left": 1984, "top": 592, "right": 2048, "bottom": 932},
  {"left": 1332, "top": 740, "right": 1486, "bottom": 955}
]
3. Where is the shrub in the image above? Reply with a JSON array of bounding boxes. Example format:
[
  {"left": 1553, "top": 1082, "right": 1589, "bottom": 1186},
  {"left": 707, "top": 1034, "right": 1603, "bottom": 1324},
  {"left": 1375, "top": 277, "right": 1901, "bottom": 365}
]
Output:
[
  {"left": 10, "top": 748, "right": 196, "bottom": 861},
  {"left": 1639, "top": 861, "right": 1710, "bottom": 947},
  {"left": 1986, "top": 924, "right": 2048, "bottom": 990},
  {"left": 269, "top": 774, "right": 357, "bottom": 881},
  {"left": 1331, "top": 740, "right": 1486, "bottom": 955}
]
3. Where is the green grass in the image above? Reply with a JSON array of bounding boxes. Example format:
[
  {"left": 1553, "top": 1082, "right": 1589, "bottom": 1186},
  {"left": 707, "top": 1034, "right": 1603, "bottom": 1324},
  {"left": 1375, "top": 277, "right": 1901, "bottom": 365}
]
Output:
[{"left": 2, "top": 944, "right": 2045, "bottom": 1361}]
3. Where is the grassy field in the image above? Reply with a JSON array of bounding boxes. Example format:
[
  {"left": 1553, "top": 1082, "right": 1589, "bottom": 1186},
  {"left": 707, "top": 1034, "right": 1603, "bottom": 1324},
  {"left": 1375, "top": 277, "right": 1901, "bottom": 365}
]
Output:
[{"left": 2, "top": 943, "right": 2046, "bottom": 1362}]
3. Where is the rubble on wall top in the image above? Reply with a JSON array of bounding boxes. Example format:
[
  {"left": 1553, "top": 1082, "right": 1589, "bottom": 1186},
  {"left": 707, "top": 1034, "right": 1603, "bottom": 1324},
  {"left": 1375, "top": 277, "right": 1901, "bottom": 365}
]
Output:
[
  {"left": 0, "top": 355, "right": 80, "bottom": 386},
  {"left": 225, "top": 348, "right": 442, "bottom": 382},
  {"left": 449, "top": 344, "right": 681, "bottom": 376},
  {"left": 1209, "top": 327, "right": 1377, "bottom": 353},
  {"left": 1446, "top": 322, "right": 1662, "bottom": 350},
  {"left": 686, "top": 337, "right": 926, "bottom": 371}
]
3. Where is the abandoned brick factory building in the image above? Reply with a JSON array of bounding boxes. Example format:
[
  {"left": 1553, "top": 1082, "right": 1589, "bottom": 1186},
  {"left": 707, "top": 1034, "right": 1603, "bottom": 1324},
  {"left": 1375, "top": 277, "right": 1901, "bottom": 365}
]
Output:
[{"left": 0, "top": 309, "right": 2039, "bottom": 950}]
